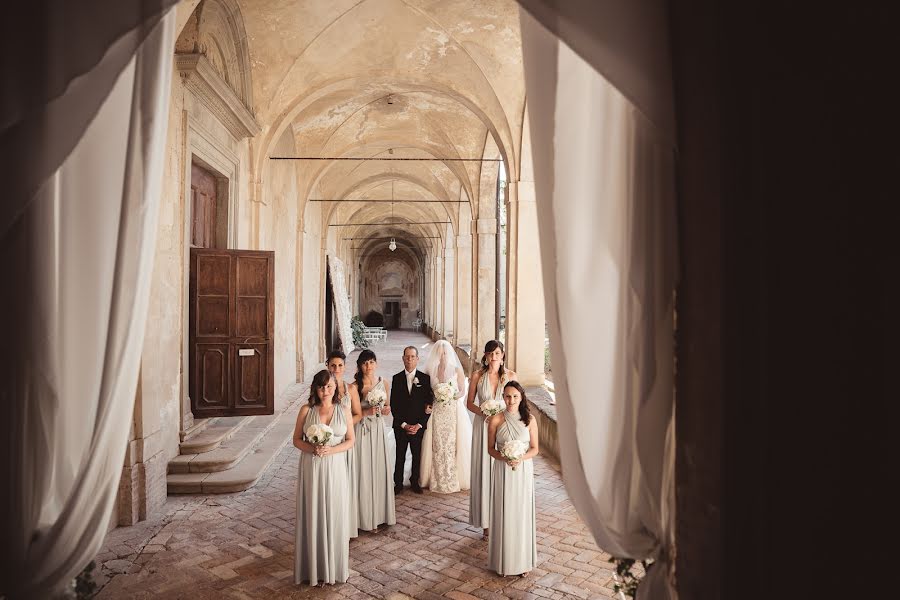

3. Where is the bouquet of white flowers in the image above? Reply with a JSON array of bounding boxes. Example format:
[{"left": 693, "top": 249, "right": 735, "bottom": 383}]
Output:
[
  {"left": 305, "top": 423, "right": 334, "bottom": 451},
  {"left": 432, "top": 380, "right": 458, "bottom": 405},
  {"left": 367, "top": 389, "right": 387, "bottom": 415},
  {"left": 500, "top": 439, "right": 530, "bottom": 470},
  {"left": 479, "top": 398, "right": 505, "bottom": 417}
]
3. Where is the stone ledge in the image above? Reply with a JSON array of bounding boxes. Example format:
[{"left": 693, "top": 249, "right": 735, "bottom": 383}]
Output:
[{"left": 525, "top": 386, "right": 559, "bottom": 463}]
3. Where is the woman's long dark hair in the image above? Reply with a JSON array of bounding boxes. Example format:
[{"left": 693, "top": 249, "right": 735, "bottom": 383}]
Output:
[
  {"left": 503, "top": 380, "right": 531, "bottom": 427},
  {"left": 480, "top": 339, "right": 506, "bottom": 379},
  {"left": 309, "top": 370, "right": 337, "bottom": 406},
  {"left": 354, "top": 349, "right": 377, "bottom": 393}
]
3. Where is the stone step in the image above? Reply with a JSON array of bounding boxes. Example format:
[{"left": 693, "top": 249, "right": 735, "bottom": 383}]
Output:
[
  {"left": 179, "top": 416, "right": 213, "bottom": 443},
  {"left": 178, "top": 415, "right": 253, "bottom": 455},
  {"left": 168, "top": 412, "right": 285, "bottom": 474},
  {"left": 167, "top": 406, "right": 298, "bottom": 494}
]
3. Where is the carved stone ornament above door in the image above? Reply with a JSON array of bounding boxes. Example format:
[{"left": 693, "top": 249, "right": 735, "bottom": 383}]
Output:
[{"left": 176, "top": 53, "right": 261, "bottom": 140}]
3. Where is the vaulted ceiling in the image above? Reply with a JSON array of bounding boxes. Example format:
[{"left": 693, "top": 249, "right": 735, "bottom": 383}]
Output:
[{"left": 238, "top": 0, "right": 526, "bottom": 261}]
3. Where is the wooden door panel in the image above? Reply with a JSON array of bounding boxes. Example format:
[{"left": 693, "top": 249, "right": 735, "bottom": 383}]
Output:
[
  {"left": 190, "top": 248, "right": 274, "bottom": 418},
  {"left": 197, "top": 297, "right": 229, "bottom": 337},
  {"left": 196, "top": 254, "right": 229, "bottom": 293},
  {"left": 195, "top": 343, "right": 230, "bottom": 413},
  {"left": 191, "top": 163, "right": 218, "bottom": 248},
  {"left": 236, "top": 298, "right": 267, "bottom": 337},
  {"left": 236, "top": 257, "right": 269, "bottom": 295},
  {"left": 234, "top": 344, "right": 270, "bottom": 410}
]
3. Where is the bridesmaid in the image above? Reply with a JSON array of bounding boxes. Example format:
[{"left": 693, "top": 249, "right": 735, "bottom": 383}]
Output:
[
  {"left": 327, "top": 350, "right": 362, "bottom": 539},
  {"left": 466, "top": 340, "right": 516, "bottom": 539},
  {"left": 293, "top": 370, "right": 355, "bottom": 587},
  {"left": 486, "top": 381, "right": 538, "bottom": 577},
  {"left": 350, "top": 349, "right": 397, "bottom": 532}
]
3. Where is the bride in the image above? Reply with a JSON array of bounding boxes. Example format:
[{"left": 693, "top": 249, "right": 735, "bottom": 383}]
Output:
[{"left": 419, "top": 340, "right": 472, "bottom": 493}]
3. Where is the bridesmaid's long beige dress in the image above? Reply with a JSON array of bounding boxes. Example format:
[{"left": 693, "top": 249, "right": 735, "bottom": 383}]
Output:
[
  {"left": 488, "top": 411, "right": 537, "bottom": 576},
  {"left": 354, "top": 378, "right": 396, "bottom": 531},
  {"left": 469, "top": 371, "right": 507, "bottom": 528},
  {"left": 294, "top": 404, "right": 351, "bottom": 586}
]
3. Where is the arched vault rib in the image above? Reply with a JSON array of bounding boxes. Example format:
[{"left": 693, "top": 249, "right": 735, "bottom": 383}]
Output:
[
  {"left": 253, "top": 76, "right": 515, "bottom": 204},
  {"left": 322, "top": 173, "right": 462, "bottom": 233}
]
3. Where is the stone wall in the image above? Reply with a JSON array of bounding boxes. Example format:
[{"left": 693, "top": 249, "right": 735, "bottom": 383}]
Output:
[{"left": 525, "top": 387, "right": 559, "bottom": 463}]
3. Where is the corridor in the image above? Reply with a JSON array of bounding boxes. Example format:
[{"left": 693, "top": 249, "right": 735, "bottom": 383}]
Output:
[{"left": 93, "top": 332, "right": 618, "bottom": 600}]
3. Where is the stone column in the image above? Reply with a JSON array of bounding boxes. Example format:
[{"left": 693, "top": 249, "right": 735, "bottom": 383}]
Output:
[
  {"left": 455, "top": 233, "right": 472, "bottom": 347},
  {"left": 434, "top": 252, "right": 444, "bottom": 336},
  {"left": 118, "top": 368, "right": 168, "bottom": 526},
  {"left": 473, "top": 217, "right": 497, "bottom": 353},
  {"left": 443, "top": 241, "right": 456, "bottom": 342},
  {"left": 504, "top": 181, "right": 546, "bottom": 386},
  {"left": 423, "top": 253, "right": 431, "bottom": 326}
]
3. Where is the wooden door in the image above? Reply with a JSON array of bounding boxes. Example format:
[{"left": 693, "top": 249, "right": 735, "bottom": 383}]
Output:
[
  {"left": 189, "top": 249, "right": 275, "bottom": 417},
  {"left": 191, "top": 163, "right": 218, "bottom": 248},
  {"left": 384, "top": 301, "right": 400, "bottom": 329}
]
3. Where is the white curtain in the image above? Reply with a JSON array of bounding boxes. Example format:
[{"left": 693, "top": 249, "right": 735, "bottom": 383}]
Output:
[
  {"left": 519, "top": 8, "right": 678, "bottom": 600},
  {"left": 0, "top": 9, "right": 175, "bottom": 598}
]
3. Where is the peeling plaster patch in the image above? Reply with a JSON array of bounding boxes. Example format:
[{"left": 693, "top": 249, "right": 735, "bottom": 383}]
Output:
[
  {"left": 429, "top": 27, "right": 451, "bottom": 57},
  {"left": 455, "top": 21, "right": 475, "bottom": 35},
  {"left": 482, "top": 23, "right": 496, "bottom": 31},
  {"left": 405, "top": 26, "right": 455, "bottom": 66}
]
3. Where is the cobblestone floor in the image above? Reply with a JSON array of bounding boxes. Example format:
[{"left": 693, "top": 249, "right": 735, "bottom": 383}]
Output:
[{"left": 94, "top": 332, "right": 619, "bottom": 599}]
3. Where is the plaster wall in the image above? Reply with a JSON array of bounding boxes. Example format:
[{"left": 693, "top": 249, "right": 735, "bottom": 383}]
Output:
[
  {"left": 258, "top": 132, "right": 299, "bottom": 406},
  {"left": 359, "top": 249, "right": 421, "bottom": 329},
  {"left": 300, "top": 201, "right": 324, "bottom": 381}
]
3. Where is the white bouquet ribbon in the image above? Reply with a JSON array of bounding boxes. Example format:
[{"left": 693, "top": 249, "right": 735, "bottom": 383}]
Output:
[
  {"left": 500, "top": 439, "right": 530, "bottom": 470},
  {"left": 433, "top": 380, "right": 458, "bottom": 405},
  {"left": 479, "top": 398, "right": 505, "bottom": 417}
]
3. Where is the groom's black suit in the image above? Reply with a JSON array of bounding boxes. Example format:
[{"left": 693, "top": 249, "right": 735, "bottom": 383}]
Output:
[{"left": 391, "top": 370, "right": 434, "bottom": 488}]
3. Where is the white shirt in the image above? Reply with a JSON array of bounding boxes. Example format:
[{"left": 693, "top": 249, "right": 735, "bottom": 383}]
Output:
[
  {"left": 402, "top": 369, "right": 416, "bottom": 428},
  {"left": 405, "top": 369, "right": 416, "bottom": 393}
]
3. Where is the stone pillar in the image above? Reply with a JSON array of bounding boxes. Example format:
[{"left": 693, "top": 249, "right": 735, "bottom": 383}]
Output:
[
  {"left": 455, "top": 233, "right": 472, "bottom": 347},
  {"left": 434, "top": 252, "right": 444, "bottom": 335},
  {"left": 443, "top": 241, "right": 456, "bottom": 342},
  {"left": 504, "top": 181, "right": 546, "bottom": 386},
  {"left": 423, "top": 253, "right": 431, "bottom": 326},
  {"left": 473, "top": 217, "right": 497, "bottom": 353},
  {"left": 117, "top": 369, "right": 168, "bottom": 526}
]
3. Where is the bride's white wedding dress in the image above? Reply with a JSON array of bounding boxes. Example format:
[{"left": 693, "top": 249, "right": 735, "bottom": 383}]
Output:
[{"left": 419, "top": 341, "right": 472, "bottom": 493}]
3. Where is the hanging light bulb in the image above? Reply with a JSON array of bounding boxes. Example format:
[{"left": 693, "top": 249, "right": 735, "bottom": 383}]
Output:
[{"left": 387, "top": 181, "right": 397, "bottom": 251}]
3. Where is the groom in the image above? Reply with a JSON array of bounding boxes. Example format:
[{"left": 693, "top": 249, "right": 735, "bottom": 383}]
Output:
[{"left": 391, "top": 346, "right": 434, "bottom": 494}]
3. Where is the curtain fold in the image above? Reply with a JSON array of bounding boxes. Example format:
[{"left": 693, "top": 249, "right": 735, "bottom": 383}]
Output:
[
  {"left": 1, "top": 0, "right": 180, "bottom": 238},
  {"left": 519, "top": 8, "right": 678, "bottom": 599},
  {"left": 515, "top": 0, "right": 675, "bottom": 143},
  {"left": 0, "top": 10, "right": 175, "bottom": 598}
]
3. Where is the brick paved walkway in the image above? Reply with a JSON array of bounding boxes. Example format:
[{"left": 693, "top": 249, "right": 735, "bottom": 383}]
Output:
[{"left": 94, "top": 332, "right": 619, "bottom": 599}]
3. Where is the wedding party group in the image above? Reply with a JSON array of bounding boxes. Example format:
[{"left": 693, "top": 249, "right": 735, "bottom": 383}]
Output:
[{"left": 292, "top": 339, "right": 540, "bottom": 587}]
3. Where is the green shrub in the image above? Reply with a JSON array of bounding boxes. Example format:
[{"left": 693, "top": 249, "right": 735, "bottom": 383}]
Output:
[{"left": 351, "top": 315, "right": 369, "bottom": 349}]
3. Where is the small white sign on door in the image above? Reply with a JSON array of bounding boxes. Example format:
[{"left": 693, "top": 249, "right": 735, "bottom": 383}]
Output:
[{"left": 238, "top": 348, "right": 255, "bottom": 356}]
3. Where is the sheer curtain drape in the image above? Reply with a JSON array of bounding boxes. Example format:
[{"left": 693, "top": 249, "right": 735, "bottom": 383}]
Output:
[
  {"left": 519, "top": 7, "right": 678, "bottom": 599},
  {"left": 0, "top": 6, "right": 175, "bottom": 597}
]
